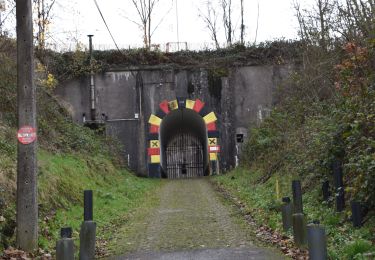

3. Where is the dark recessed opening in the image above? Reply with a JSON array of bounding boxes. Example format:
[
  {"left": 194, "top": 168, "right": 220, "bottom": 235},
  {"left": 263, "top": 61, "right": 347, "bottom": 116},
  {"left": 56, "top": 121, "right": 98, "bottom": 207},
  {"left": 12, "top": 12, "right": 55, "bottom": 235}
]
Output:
[
  {"left": 160, "top": 108, "right": 208, "bottom": 179},
  {"left": 236, "top": 134, "right": 244, "bottom": 143}
]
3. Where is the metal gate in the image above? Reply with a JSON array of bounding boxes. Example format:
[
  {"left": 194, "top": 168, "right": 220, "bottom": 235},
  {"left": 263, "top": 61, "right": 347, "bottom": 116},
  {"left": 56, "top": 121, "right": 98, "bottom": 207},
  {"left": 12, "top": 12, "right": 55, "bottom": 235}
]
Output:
[{"left": 166, "top": 133, "right": 204, "bottom": 179}]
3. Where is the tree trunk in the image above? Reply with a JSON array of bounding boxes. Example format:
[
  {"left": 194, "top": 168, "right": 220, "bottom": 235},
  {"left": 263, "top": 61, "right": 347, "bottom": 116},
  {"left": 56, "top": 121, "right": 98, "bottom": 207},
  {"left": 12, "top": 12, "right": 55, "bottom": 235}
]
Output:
[
  {"left": 240, "top": 0, "right": 244, "bottom": 45},
  {"left": 148, "top": 0, "right": 151, "bottom": 49},
  {"left": 143, "top": 22, "right": 148, "bottom": 49},
  {"left": 318, "top": 0, "right": 327, "bottom": 51}
]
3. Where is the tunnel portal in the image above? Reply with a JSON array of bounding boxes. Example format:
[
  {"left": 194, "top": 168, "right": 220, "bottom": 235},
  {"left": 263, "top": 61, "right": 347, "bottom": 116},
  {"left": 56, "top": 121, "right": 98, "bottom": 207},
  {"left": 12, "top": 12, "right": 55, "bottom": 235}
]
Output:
[
  {"left": 160, "top": 109, "right": 208, "bottom": 178},
  {"left": 147, "top": 99, "right": 219, "bottom": 178}
]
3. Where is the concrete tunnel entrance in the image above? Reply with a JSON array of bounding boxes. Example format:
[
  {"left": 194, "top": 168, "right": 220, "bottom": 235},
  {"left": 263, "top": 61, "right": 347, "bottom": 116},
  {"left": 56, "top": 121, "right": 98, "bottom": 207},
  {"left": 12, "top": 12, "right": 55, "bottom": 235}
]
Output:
[
  {"left": 160, "top": 108, "right": 209, "bottom": 178},
  {"left": 147, "top": 99, "right": 219, "bottom": 178}
]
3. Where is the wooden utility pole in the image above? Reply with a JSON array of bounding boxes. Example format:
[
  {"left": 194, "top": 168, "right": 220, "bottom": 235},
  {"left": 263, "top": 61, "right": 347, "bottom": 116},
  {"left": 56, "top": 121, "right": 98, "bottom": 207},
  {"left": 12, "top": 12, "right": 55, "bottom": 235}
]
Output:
[{"left": 16, "top": 0, "right": 38, "bottom": 251}]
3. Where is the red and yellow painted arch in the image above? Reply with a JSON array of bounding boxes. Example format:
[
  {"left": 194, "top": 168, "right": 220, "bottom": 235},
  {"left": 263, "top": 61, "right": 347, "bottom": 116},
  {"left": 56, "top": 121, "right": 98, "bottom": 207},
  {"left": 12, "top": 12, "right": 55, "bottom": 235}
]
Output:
[{"left": 147, "top": 98, "right": 219, "bottom": 177}]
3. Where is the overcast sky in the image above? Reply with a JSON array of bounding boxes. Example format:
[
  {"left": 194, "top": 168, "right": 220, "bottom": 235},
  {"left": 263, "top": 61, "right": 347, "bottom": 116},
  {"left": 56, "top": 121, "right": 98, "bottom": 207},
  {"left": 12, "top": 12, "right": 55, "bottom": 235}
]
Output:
[{"left": 2, "top": 0, "right": 316, "bottom": 51}]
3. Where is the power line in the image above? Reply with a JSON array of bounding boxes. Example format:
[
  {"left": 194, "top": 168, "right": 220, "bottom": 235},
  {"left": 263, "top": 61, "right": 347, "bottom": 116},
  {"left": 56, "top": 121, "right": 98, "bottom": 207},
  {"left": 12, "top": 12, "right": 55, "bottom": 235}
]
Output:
[
  {"left": 0, "top": 6, "right": 16, "bottom": 28},
  {"left": 92, "top": 0, "right": 122, "bottom": 53}
]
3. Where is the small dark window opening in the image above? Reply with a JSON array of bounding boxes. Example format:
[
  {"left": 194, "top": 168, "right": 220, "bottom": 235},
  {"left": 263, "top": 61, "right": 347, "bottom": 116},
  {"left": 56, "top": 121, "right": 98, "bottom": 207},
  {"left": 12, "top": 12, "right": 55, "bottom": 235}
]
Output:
[
  {"left": 181, "top": 163, "right": 187, "bottom": 175},
  {"left": 236, "top": 134, "right": 244, "bottom": 143}
]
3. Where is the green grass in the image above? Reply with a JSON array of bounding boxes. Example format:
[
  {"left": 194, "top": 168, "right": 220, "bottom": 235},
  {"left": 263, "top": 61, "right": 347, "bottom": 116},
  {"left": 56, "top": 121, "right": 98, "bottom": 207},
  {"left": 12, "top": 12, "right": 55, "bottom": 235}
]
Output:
[
  {"left": 213, "top": 168, "right": 375, "bottom": 260},
  {"left": 0, "top": 134, "right": 161, "bottom": 254},
  {"left": 36, "top": 151, "right": 162, "bottom": 254}
]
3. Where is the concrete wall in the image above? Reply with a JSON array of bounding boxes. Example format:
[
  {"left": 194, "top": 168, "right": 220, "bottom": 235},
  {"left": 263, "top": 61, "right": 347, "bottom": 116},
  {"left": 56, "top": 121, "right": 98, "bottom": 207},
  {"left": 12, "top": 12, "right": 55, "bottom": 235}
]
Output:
[{"left": 54, "top": 65, "right": 294, "bottom": 176}]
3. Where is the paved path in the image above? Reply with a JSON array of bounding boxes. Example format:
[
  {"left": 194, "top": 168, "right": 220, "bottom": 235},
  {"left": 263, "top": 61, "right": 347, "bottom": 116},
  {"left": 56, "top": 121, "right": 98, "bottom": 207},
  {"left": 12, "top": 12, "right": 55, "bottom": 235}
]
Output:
[{"left": 107, "top": 178, "right": 284, "bottom": 260}]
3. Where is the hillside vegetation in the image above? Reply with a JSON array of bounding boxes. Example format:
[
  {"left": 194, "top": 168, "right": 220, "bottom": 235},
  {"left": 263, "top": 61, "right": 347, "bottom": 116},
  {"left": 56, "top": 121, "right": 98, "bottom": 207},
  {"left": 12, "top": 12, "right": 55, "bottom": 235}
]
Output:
[
  {"left": 214, "top": 1, "right": 375, "bottom": 258},
  {"left": 0, "top": 36, "right": 161, "bottom": 255}
]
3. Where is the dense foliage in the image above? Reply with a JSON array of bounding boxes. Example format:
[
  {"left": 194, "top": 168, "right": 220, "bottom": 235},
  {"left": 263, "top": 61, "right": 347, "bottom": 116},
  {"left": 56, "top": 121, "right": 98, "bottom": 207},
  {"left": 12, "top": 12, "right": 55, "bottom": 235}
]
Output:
[
  {"left": 242, "top": 0, "right": 375, "bottom": 225},
  {"left": 44, "top": 40, "right": 303, "bottom": 82},
  {"left": 235, "top": 2, "right": 374, "bottom": 257},
  {"left": 243, "top": 40, "right": 374, "bottom": 208}
]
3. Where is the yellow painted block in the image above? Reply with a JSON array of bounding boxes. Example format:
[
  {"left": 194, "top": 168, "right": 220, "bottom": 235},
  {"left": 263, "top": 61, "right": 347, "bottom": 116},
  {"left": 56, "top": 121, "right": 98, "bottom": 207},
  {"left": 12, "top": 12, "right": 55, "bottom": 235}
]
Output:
[
  {"left": 151, "top": 155, "right": 160, "bottom": 163},
  {"left": 168, "top": 100, "right": 179, "bottom": 110},
  {"left": 148, "top": 114, "right": 162, "bottom": 126},
  {"left": 208, "top": 138, "right": 217, "bottom": 146},
  {"left": 150, "top": 140, "right": 160, "bottom": 148},
  {"left": 209, "top": 153, "right": 217, "bottom": 161},
  {"left": 203, "top": 112, "right": 217, "bottom": 124},
  {"left": 185, "top": 99, "right": 195, "bottom": 109}
]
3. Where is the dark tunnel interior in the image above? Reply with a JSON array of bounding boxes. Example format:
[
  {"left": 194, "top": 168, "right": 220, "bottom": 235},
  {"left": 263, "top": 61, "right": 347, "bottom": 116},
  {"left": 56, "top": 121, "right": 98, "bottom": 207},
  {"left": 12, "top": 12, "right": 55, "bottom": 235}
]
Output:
[{"left": 159, "top": 108, "right": 208, "bottom": 178}]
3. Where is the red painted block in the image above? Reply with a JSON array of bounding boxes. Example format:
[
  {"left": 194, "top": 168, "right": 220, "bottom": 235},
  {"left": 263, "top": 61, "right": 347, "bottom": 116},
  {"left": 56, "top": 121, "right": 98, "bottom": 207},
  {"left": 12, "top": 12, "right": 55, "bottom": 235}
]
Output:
[
  {"left": 148, "top": 147, "right": 160, "bottom": 156},
  {"left": 206, "top": 122, "right": 217, "bottom": 131},
  {"left": 209, "top": 145, "right": 220, "bottom": 152},
  {"left": 159, "top": 100, "right": 170, "bottom": 114},
  {"left": 193, "top": 99, "right": 205, "bottom": 113},
  {"left": 149, "top": 125, "right": 159, "bottom": 133}
]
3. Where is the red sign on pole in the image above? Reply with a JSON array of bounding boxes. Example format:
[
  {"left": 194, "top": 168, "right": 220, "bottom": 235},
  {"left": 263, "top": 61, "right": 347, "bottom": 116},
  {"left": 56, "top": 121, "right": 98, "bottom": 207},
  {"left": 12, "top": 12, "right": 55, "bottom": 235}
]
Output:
[{"left": 17, "top": 126, "right": 37, "bottom": 145}]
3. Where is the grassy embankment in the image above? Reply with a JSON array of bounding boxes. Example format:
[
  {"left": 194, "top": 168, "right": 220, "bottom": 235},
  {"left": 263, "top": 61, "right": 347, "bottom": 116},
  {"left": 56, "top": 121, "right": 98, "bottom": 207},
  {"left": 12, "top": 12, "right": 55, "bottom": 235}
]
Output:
[
  {"left": 0, "top": 37, "right": 161, "bottom": 255},
  {"left": 213, "top": 169, "right": 374, "bottom": 259},
  {"left": 1, "top": 133, "right": 161, "bottom": 254},
  {"left": 0, "top": 95, "right": 161, "bottom": 256}
]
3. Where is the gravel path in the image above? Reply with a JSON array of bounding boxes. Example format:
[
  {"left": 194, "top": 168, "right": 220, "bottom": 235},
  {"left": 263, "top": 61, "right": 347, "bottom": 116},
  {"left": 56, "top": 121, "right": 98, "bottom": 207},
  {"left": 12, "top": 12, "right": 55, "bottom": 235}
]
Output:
[{"left": 106, "top": 178, "right": 284, "bottom": 259}]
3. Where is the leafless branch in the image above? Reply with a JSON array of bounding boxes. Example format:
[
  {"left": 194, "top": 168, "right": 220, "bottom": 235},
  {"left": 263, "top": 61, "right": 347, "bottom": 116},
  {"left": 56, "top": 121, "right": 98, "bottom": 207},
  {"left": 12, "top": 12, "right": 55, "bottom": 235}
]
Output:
[{"left": 198, "top": 1, "right": 220, "bottom": 49}]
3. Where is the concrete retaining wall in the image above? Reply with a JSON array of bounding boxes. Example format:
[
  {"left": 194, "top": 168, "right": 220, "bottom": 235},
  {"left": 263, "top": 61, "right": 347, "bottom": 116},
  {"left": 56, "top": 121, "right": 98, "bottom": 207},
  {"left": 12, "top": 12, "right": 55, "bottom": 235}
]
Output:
[{"left": 54, "top": 65, "right": 294, "bottom": 176}]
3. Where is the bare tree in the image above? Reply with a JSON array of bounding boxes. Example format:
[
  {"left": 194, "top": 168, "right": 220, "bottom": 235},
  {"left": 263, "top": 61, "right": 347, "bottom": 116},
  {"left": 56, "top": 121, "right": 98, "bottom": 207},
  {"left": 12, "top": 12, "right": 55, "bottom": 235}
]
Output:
[
  {"left": 293, "top": 0, "right": 334, "bottom": 50},
  {"left": 33, "top": 0, "right": 56, "bottom": 50},
  {"left": 240, "top": 0, "right": 244, "bottom": 45},
  {"left": 133, "top": 0, "right": 157, "bottom": 49},
  {"left": 221, "top": 0, "right": 234, "bottom": 46},
  {"left": 290, "top": 0, "right": 374, "bottom": 102},
  {"left": 254, "top": 2, "right": 259, "bottom": 44},
  {"left": 199, "top": 0, "right": 247, "bottom": 48},
  {"left": 124, "top": 0, "right": 173, "bottom": 49},
  {"left": 336, "top": 0, "right": 375, "bottom": 42},
  {"left": 198, "top": 0, "right": 220, "bottom": 49},
  {"left": 294, "top": 0, "right": 374, "bottom": 48},
  {"left": 317, "top": 0, "right": 331, "bottom": 51}
]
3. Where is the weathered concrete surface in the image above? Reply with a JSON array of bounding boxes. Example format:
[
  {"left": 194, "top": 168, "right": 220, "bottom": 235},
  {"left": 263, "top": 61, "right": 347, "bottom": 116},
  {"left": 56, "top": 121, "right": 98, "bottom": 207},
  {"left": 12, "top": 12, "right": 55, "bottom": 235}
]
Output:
[
  {"left": 105, "top": 178, "right": 285, "bottom": 260},
  {"left": 55, "top": 65, "right": 294, "bottom": 175}
]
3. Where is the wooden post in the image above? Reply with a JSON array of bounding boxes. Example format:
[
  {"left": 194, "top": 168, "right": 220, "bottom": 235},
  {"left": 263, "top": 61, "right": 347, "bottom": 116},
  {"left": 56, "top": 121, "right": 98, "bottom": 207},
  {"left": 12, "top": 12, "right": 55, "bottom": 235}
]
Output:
[{"left": 16, "top": 0, "right": 38, "bottom": 251}]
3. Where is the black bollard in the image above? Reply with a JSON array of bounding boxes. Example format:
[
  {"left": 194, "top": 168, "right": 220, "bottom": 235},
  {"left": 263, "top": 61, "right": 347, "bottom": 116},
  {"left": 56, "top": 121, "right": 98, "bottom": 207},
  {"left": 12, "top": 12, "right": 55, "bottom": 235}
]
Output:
[
  {"left": 281, "top": 197, "right": 293, "bottom": 232},
  {"left": 336, "top": 187, "right": 345, "bottom": 212},
  {"left": 56, "top": 227, "right": 74, "bottom": 260},
  {"left": 292, "top": 180, "right": 303, "bottom": 213},
  {"left": 80, "top": 190, "right": 96, "bottom": 260},
  {"left": 61, "top": 227, "right": 72, "bottom": 238},
  {"left": 292, "top": 213, "right": 307, "bottom": 248},
  {"left": 332, "top": 161, "right": 343, "bottom": 188},
  {"left": 84, "top": 190, "right": 93, "bottom": 221},
  {"left": 351, "top": 201, "right": 363, "bottom": 228},
  {"left": 322, "top": 180, "right": 331, "bottom": 201},
  {"left": 307, "top": 222, "right": 328, "bottom": 260},
  {"left": 79, "top": 221, "right": 96, "bottom": 260}
]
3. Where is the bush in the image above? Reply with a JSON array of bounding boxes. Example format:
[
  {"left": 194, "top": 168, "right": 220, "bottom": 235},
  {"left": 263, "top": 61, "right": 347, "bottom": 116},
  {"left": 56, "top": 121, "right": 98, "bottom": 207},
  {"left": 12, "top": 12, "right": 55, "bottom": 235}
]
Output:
[{"left": 343, "top": 239, "right": 375, "bottom": 260}]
